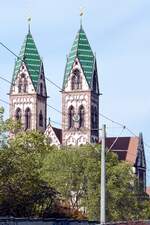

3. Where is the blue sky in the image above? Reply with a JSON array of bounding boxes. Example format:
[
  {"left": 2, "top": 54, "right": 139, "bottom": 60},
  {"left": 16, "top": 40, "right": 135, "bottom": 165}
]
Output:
[{"left": 0, "top": 0, "right": 150, "bottom": 184}]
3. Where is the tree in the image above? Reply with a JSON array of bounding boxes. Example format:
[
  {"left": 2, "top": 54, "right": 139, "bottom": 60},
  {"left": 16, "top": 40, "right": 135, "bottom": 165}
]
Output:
[
  {"left": 0, "top": 131, "right": 58, "bottom": 217},
  {"left": 0, "top": 107, "right": 22, "bottom": 147},
  {"left": 0, "top": 117, "right": 149, "bottom": 220},
  {"left": 41, "top": 144, "right": 148, "bottom": 221},
  {"left": 0, "top": 107, "right": 7, "bottom": 147}
]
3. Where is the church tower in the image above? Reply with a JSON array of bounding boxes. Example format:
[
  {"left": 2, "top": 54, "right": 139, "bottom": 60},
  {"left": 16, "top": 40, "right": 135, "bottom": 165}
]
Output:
[
  {"left": 9, "top": 28, "right": 47, "bottom": 133},
  {"left": 62, "top": 24, "right": 99, "bottom": 145}
]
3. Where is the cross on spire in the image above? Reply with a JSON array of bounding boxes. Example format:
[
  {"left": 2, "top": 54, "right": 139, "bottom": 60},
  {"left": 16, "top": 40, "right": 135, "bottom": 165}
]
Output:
[
  {"left": 28, "top": 17, "right": 31, "bottom": 33},
  {"left": 80, "top": 7, "right": 84, "bottom": 28}
]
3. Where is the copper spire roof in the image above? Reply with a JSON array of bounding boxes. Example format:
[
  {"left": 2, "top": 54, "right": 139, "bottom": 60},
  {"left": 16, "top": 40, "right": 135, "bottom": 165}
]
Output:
[
  {"left": 63, "top": 26, "right": 95, "bottom": 88},
  {"left": 12, "top": 30, "right": 42, "bottom": 90}
]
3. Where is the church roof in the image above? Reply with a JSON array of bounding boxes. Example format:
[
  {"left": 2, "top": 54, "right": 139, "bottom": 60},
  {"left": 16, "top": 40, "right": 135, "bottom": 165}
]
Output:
[
  {"left": 52, "top": 127, "right": 62, "bottom": 144},
  {"left": 12, "top": 31, "right": 42, "bottom": 90},
  {"left": 104, "top": 137, "right": 140, "bottom": 165},
  {"left": 63, "top": 25, "right": 95, "bottom": 88}
]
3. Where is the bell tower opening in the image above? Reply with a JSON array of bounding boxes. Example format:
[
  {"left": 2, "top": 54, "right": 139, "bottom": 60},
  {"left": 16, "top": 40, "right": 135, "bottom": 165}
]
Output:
[
  {"left": 25, "top": 108, "right": 31, "bottom": 130},
  {"left": 15, "top": 108, "right": 21, "bottom": 121},
  {"left": 68, "top": 106, "right": 74, "bottom": 129},
  {"left": 79, "top": 105, "right": 84, "bottom": 128},
  {"left": 71, "top": 69, "right": 81, "bottom": 90},
  {"left": 9, "top": 27, "right": 47, "bottom": 133}
]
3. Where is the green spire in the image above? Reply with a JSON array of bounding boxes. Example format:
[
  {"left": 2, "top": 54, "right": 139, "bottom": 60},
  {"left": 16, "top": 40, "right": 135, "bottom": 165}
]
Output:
[
  {"left": 12, "top": 30, "right": 42, "bottom": 90},
  {"left": 63, "top": 26, "right": 95, "bottom": 88}
]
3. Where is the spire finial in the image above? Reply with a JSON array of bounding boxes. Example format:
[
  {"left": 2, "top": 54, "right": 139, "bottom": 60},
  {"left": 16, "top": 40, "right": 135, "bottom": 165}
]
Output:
[
  {"left": 80, "top": 7, "right": 84, "bottom": 28},
  {"left": 27, "top": 17, "right": 31, "bottom": 33}
]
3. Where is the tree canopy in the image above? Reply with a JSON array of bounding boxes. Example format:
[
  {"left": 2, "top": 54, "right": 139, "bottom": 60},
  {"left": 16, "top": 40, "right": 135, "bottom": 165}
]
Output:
[
  {"left": 0, "top": 131, "right": 58, "bottom": 217},
  {"left": 41, "top": 144, "right": 149, "bottom": 221},
  {"left": 0, "top": 111, "right": 149, "bottom": 221}
]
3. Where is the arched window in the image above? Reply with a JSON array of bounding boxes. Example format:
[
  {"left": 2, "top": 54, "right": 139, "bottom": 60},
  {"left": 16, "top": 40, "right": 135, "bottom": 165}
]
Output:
[
  {"left": 18, "top": 74, "right": 28, "bottom": 93},
  {"left": 18, "top": 79, "right": 22, "bottom": 93},
  {"left": 40, "top": 83, "right": 43, "bottom": 96},
  {"left": 79, "top": 105, "right": 84, "bottom": 128},
  {"left": 71, "top": 69, "right": 81, "bottom": 90},
  {"left": 39, "top": 110, "right": 43, "bottom": 127},
  {"left": 23, "top": 78, "right": 28, "bottom": 93},
  {"left": 25, "top": 108, "right": 31, "bottom": 130},
  {"left": 68, "top": 105, "right": 74, "bottom": 129},
  {"left": 15, "top": 108, "right": 21, "bottom": 121}
]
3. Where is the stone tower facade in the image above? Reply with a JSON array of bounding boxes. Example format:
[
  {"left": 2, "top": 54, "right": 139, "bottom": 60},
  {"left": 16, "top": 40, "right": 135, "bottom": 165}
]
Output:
[
  {"left": 9, "top": 30, "right": 47, "bottom": 133},
  {"left": 62, "top": 25, "right": 99, "bottom": 145}
]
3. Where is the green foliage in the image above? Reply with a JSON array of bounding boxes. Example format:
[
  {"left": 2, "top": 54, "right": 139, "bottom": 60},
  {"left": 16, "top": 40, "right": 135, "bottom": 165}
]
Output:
[
  {"left": 0, "top": 122, "right": 149, "bottom": 221},
  {"left": 0, "top": 131, "right": 58, "bottom": 217},
  {"left": 41, "top": 145, "right": 149, "bottom": 221},
  {"left": 0, "top": 107, "right": 7, "bottom": 147},
  {"left": 0, "top": 107, "right": 22, "bottom": 147}
]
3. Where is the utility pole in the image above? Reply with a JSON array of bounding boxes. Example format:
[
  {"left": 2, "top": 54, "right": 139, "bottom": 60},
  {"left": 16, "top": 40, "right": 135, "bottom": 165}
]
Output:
[{"left": 100, "top": 124, "right": 106, "bottom": 224}]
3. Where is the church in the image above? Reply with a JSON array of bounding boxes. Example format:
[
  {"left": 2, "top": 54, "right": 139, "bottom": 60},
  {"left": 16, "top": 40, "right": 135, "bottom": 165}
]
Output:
[{"left": 8, "top": 21, "right": 146, "bottom": 190}]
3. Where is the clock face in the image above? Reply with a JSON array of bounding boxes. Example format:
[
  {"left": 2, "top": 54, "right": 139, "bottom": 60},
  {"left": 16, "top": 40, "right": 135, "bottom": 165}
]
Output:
[{"left": 73, "top": 114, "right": 80, "bottom": 122}]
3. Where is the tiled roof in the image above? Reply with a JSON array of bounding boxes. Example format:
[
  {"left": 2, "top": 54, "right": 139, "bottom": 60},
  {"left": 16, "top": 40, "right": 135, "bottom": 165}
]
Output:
[
  {"left": 12, "top": 31, "right": 42, "bottom": 90},
  {"left": 52, "top": 127, "right": 62, "bottom": 144},
  {"left": 63, "top": 25, "right": 95, "bottom": 88},
  {"left": 146, "top": 187, "right": 150, "bottom": 196},
  {"left": 105, "top": 137, "right": 139, "bottom": 165}
]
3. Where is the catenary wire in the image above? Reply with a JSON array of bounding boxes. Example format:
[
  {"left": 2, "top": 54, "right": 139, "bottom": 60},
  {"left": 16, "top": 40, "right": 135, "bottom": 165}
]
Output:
[
  {"left": 106, "top": 126, "right": 126, "bottom": 152},
  {"left": 1, "top": 96, "right": 150, "bottom": 151},
  {"left": 0, "top": 41, "right": 63, "bottom": 91},
  {"left": 1, "top": 41, "right": 150, "bottom": 151}
]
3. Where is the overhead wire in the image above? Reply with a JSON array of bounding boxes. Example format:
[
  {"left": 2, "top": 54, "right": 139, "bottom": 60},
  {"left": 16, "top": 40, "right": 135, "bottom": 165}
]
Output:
[
  {"left": 106, "top": 126, "right": 126, "bottom": 152},
  {"left": 0, "top": 41, "right": 62, "bottom": 91},
  {"left": 0, "top": 42, "right": 19, "bottom": 59},
  {"left": 1, "top": 39, "right": 150, "bottom": 152},
  {"left": 1, "top": 39, "right": 150, "bottom": 193},
  {"left": 0, "top": 75, "right": 12, "bottom": 85}
]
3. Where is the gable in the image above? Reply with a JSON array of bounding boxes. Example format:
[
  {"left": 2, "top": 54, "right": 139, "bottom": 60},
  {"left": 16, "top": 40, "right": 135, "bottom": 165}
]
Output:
[
  {"left": 135, "top": 134, "right": 146, "bottom": 169},
  {"left": 63, "top": 58, "right": 89, "bottom": 91},
  {"left": 10, "top": 63, "right": 35, "bottom": 95},
  {"left": 12, "top": 32, "right": 42, "bottom": 90},
  {"left": 105, "top": 137, "right": 139, "bottom": 165},
  {"left": 36, "top": 63, "right": 47, "bottom": 97},
  {"left": 45, "top": 124, "right": 62, "bottom": 146}
]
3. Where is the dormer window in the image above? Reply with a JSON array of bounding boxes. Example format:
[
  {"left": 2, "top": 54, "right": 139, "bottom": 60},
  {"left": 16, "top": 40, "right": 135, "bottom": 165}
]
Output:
[{"left": 71, "top": 69, "right": 81, "bottom": 90}]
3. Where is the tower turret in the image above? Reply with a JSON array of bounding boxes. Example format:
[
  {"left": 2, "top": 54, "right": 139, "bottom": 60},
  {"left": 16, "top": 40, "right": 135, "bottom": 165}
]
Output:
[
  {"left": 62, "top": 25, "right": 99, "bottom": 145},
  {"left": 9, "top": 28, "right": 47, "bottom": 132}
]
